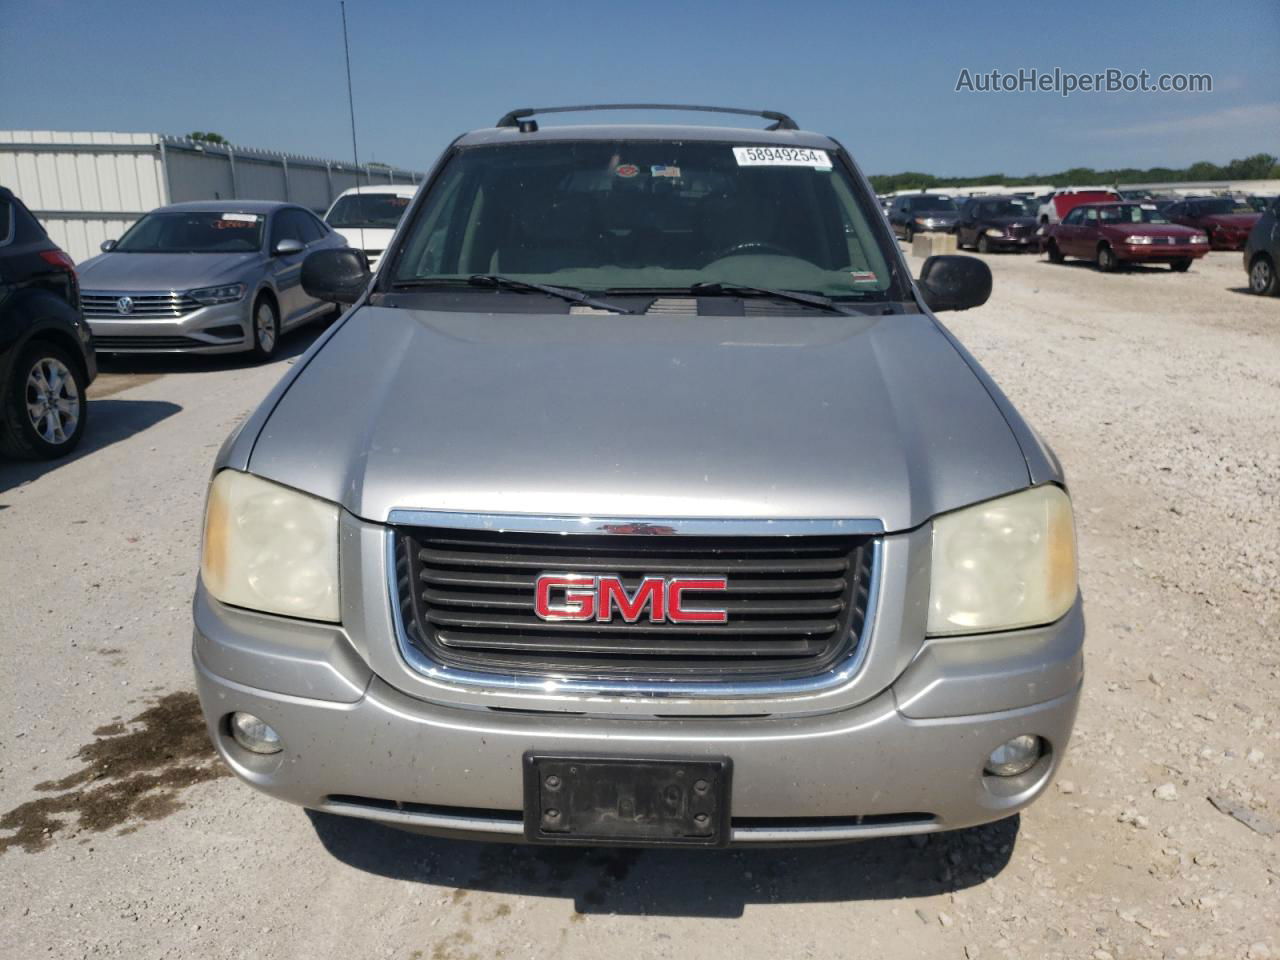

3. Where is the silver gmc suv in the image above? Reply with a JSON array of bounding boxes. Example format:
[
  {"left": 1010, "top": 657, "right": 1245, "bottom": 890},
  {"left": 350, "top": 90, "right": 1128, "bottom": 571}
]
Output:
[{"left": 194, "top": 105, "right": 1083, "bottom": 848}]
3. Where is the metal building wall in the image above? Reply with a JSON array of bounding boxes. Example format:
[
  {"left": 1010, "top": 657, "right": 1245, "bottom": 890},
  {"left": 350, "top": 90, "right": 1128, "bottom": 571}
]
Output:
[
  {"left": 0, "top": 130, "right": 168, "bottom": 262},
  {"left": 0, "top": 130, "right": 424, "bottom": 263}
]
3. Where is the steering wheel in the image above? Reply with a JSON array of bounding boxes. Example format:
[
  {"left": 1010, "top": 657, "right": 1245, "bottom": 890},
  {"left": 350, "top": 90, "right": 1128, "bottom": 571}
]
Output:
[{"left": 708, "top": 240, "right": 793, "bottom": 260}]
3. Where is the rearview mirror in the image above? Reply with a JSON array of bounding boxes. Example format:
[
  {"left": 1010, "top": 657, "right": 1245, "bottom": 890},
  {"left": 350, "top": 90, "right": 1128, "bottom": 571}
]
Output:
[
  {"left": 100, "top": 239, "right": 117, "bottom": 253},
  {"left": 273, "top": 238, "right": 306, "bottom": 257},
  {"left": 917, "top": 255, "right": 992, "bottom": 312},
  {"left": 301, "top": 248, "right": 372, "bottom": 305}
]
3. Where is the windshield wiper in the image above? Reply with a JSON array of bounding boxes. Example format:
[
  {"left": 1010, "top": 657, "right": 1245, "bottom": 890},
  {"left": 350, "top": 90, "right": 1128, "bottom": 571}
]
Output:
[
  {"left": 390, "top": 275, "right": 634, "bottom": 313},
  {"left": 687, "top": 281, "right": 859, "bottom": 315},
  {"left": 468, "top": 275, "right": 635, "bottom": 314}
]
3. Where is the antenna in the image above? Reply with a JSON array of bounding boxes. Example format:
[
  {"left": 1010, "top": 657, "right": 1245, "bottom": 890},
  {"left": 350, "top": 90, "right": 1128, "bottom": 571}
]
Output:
[{"left": 340, "top": 1, "right": 360, "bottom": 176}]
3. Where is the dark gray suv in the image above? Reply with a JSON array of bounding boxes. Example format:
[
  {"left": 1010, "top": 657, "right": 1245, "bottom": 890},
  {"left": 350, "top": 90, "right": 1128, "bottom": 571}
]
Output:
[
  {"left": 1245, "top": 197, "right": 1279, "bottom": 296},
  {"left": 193, "top": 105, "right": 1082, "bottom": 848}
]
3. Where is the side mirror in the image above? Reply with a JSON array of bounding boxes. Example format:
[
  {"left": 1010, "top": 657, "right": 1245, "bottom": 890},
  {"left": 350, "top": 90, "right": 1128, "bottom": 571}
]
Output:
[
  {"left": 273, "top": 237, "right": 306, "bottom": 257},
  {"left": 918, "top": 255, "right": 992, "bottom": 312},
  {"left": 100, "top": 239, "right": 117, "bottom": 253},
  {"left": 301, "top": 248, "right": 372, "bottom": 304}
]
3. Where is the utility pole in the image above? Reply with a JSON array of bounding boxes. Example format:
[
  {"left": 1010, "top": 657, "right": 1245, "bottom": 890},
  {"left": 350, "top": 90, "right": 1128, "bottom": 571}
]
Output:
[{"left": 340, "top": 1, "right": 360, "bottom": 175}]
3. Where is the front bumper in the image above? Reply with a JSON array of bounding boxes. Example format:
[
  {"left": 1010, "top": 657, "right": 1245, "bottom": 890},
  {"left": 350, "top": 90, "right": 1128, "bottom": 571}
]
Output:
[
  {"left": 983, "top": 233, "right": 1038, "bottom": 250},
  {"left": 1116, "top": 243, "right": 1208, "bottom": 262},
  {"left": 193, "top": 583, "right": 1085, "bottom": 845},
  {"left": 86, "top": 299, "right": 252, "bottom": 353}
]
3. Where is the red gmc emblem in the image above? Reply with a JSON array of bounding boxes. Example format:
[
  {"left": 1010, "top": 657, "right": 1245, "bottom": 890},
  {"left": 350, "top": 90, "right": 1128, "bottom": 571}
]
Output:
[{"left": 534, "top": 574, "right": 729, "bottom": 624}]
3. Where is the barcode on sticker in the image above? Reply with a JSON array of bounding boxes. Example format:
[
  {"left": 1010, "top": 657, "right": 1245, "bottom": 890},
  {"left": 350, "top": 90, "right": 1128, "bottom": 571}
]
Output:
[{"left": 733, "top": 146, "right": 831, "bottom": 169}]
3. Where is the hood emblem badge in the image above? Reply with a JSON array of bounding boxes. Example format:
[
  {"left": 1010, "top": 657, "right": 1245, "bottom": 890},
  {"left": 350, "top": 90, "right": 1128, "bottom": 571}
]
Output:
[
  {"left": 115, "top": 296, "right": 134, "bottom": 315},
  {"left": 534, "top": 573, "right": 729, "bottom": 624}
]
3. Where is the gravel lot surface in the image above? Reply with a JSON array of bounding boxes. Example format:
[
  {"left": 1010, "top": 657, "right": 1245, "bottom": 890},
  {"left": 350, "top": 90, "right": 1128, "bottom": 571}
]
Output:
[{"left": 1, "top": 249, "right": 1276, "bottom": 959}]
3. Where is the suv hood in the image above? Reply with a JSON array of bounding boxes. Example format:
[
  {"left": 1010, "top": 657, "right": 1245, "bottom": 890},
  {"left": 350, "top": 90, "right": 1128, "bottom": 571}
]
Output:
[
  {"left": 77, "top": 252, "right": 259, "bottom": 291},
  {"left": 248, "top": 306, "right": 1030, "bottom": 532}
]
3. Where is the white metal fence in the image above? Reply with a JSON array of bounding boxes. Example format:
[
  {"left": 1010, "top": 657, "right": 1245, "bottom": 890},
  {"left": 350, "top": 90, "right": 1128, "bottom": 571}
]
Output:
[{"left": 0, "top": 130, "right": 424, "bottom": 263}]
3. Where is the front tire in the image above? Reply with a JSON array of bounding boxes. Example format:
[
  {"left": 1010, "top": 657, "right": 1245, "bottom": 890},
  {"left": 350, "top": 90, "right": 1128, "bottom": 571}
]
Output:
[
  {"left": 0, "top": 340, "right": 88, "bottom": 460},
  {"left": 1046, "top": 240, "right": 1064, "bottom": 263},
  {"left": 1097, "top": 244, "right": 1118, "bottom": 272},
  {"left": 1250, "top": 255, "right": 1279, "bottom": 295},
  {"left": 250, "top": 295, "right": 280, "bottom": 361},
  {"left": 904, "top": 225, "right": 914, "bottom": 244},
  {"left": 1170, "top": 259, "right": 1193, "bottom": 273},
  {"left": 977, "top": 234, "right": 991, "bottom": 254}
]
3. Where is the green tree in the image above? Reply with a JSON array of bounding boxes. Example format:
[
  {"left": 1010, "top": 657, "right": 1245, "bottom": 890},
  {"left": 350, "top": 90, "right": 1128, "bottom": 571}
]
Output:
[
  {"left": 1187, "top": 161, "right": 1224, "bottom": 181},
  {"left": 1223, "top": 153, "right": 1277, "bottom": 180},
  {"left": 187, "top": 131, "right": 228, "bottom": 145}
]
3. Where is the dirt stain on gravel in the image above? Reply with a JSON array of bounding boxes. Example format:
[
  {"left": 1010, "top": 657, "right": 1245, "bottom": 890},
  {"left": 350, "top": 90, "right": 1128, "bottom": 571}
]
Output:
[{"left": 0, "top": 692, "right": 228, "bottom": 855}]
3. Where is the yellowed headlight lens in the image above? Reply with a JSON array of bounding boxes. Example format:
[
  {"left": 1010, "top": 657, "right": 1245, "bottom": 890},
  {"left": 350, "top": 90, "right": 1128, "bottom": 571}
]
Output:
[
  {"left": 927, "top": 485, "right": 1077, "bottom": 636},
  {"left": 200, "top": 470, "right": 340, "bottom": 622}
]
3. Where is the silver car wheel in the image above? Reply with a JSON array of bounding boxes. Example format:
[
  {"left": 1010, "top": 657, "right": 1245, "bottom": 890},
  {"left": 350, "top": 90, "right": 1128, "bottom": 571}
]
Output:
[
  {"left": 256, "top": 301, "right": 277, "bottom": 353},
  {"left": 25, "top": 357, "right": 80, "bottom": 446},
  {"left": 1251, "top": 258, "right": 1273, "bottom": 294}
]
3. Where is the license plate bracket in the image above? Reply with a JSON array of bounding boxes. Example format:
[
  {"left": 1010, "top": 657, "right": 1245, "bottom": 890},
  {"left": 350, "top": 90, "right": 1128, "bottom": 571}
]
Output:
[{"left": 523, "top": 754, "right": 732, "bottom": 847}]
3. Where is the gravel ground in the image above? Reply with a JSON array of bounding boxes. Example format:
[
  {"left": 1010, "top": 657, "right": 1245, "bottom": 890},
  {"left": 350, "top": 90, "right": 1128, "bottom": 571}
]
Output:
[{"left": 1, "top": 249, "right": 1276, "bottom": 959}]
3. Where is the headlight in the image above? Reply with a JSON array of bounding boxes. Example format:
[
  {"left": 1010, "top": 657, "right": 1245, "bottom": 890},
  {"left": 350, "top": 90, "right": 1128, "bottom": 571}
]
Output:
[
  {"left": 984, "top": 228, "right": 1004, "bottom": 237},
  {"left": 1190, "top": 234, "right": 1208, "bottom": 244},
  {"left": 201, "top": 470, "right": 340, "bottom": 622},
  {"left": 189, "top": 283, "right": 246, "bottom": 305},
  {"left": 914, "top": 217, "right": 928, "bottom": 225},
  {"left": 1124, "top": 235, "right": 1154, "bottom": 245},
  {"left": 927, "top": 485, "right": 1077, "bottom": 636}
]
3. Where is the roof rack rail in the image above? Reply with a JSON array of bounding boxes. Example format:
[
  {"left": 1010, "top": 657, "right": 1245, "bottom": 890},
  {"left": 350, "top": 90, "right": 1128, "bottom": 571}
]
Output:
[{"left": 495, "top": 104, "right": 799, "bottom": 132}]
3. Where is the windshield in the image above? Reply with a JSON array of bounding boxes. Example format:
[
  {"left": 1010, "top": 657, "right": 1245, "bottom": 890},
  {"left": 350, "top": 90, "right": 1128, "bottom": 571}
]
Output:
[
  {"left": 983, "top": 199, "right": 1032, "bottom": 218},
  {"left": 390, "top": 141, "right": 899, "bottom": 299},
  {"left": 114, "top": 211, "right": 264, "bottom": 253},
  {"left": 907, "top": 195, "right": 957, "bottom": 212},
  {"left": 1099, "top": 204, "right": 1170, "bottom": 224},
  {"left": 1194, "top": 198, "right": 1253, "bottom": 215},
  {"left": 326, "top": 193, "right": 413, "bottom": 229}
]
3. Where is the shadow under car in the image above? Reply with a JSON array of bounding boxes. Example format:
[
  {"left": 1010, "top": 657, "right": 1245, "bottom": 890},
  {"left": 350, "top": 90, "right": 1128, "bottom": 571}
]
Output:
[{"left": 306, "top": 809, "right": 1020, "bottom": 919}]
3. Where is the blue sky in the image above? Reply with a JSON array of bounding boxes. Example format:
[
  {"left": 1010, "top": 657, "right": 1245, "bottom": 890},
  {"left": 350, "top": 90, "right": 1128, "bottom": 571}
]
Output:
[{"left": 4, "top": 0, "right": 1277, "bottom": 177}]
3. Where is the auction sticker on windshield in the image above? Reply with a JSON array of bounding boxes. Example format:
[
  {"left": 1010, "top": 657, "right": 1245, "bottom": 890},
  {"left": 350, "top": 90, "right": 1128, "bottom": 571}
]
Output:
[{"left": 733, "top": 146, "right": 832, "bottom": 169}]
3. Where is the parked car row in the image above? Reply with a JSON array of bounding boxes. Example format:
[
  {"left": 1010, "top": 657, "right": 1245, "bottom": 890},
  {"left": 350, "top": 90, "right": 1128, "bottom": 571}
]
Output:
[
  {"left": 880, "top": 186, "right": 1278, "bottom": 288},
  {"left": 1039, "top": 196, "right": 1279, "bottom": 277},
  {"left": 0, "top": 182, "right": 420, "bottom": 460}
]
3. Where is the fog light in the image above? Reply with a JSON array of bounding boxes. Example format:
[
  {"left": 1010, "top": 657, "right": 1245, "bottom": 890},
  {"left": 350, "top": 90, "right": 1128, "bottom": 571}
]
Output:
[
  {"left": 985, "top": 735, "right": 1043, "bottom": 777},
  {"left": 229, "top": 712, "right": 282, "bottom": 755}
]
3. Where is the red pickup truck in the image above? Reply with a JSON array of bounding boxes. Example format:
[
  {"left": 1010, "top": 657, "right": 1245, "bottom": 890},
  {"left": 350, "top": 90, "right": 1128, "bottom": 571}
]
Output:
[
  {"left": 1043, "top": 202, "right": 1209, "bottom": 272},
  {"left": 1037, "top": 190, "right": 1123, "bottom": 226}
]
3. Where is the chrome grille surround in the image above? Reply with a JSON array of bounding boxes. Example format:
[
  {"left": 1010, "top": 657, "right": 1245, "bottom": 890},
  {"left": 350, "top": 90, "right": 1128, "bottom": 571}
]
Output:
[
  {"left": 81, "top": 290, "right": 201, "bottom": 319},
  {"left": 384, "top": 511, "right": 884, "bottom": 700}
]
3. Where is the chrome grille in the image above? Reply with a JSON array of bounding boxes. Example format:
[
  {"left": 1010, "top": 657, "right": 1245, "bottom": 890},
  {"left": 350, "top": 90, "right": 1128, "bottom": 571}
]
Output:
[
  {"left": 394, "top": 527, "right": 875, "bottom": 681},
  {"left": 80, "top": 291, "right": 201, "bottom": 319}
]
